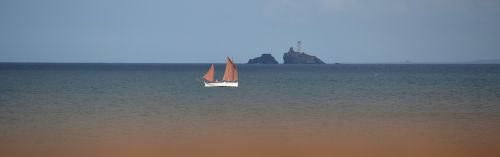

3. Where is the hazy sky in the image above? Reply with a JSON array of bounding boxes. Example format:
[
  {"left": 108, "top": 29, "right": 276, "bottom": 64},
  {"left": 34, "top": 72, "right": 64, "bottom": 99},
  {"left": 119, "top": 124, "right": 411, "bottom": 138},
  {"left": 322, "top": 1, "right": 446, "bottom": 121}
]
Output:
[{"left": 1, "top": 0, "right": 500, "bottom": 63}]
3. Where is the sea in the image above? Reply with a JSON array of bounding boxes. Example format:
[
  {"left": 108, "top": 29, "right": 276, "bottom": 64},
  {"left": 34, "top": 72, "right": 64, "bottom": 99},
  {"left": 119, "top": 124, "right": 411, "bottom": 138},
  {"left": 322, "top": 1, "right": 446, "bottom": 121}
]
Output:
[{"left": 1, "top": 63, "right": 500, "bottom": 157}]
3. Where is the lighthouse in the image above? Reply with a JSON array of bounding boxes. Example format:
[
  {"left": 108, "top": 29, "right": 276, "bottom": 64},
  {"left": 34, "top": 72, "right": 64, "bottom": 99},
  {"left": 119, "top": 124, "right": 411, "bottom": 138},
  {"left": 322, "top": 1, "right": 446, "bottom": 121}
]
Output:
[{"left": 297, "top": 41, "right": 302, "bottom": 53}]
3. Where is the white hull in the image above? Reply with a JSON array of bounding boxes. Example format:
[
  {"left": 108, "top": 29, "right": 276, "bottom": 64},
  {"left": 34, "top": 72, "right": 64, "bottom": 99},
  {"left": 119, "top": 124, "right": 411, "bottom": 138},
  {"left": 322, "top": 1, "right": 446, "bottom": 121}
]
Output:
[{"left": 204, "top": 81, "right": 238, "bottom": 87}]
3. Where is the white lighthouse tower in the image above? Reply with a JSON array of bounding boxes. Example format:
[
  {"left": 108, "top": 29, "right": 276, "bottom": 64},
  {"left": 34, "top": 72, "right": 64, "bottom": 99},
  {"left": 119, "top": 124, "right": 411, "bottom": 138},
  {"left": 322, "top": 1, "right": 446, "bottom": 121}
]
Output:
[{"left": 297, "top": 41, "right": 302, "bottom": 53}]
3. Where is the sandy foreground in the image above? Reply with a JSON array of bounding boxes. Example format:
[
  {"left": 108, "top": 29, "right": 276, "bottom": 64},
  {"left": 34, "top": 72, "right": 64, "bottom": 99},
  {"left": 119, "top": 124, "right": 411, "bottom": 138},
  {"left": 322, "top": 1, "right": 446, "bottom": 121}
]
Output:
[{"left": 1, "top": 118, "right": 499, "bottom": 157}]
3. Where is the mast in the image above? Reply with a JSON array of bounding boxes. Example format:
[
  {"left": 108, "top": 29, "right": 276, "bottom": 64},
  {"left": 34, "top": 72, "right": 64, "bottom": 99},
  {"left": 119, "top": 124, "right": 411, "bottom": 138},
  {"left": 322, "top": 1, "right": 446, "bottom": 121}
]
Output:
[{"left": 203, "top": 64, "right": 215, "bottom": 82}]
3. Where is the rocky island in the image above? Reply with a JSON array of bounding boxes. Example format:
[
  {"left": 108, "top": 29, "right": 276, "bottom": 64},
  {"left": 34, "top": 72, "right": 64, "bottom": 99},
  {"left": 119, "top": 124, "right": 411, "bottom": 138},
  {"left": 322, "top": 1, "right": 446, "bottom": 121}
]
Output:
[
  {"left": 283, "top": 47, "right": 325, "bottom": 64},
  {"left": 247, "top": 54, "right": 279, "bottom": 64},
  {"left": 247, "top": 41, "right": 326, "bottom": 64}
]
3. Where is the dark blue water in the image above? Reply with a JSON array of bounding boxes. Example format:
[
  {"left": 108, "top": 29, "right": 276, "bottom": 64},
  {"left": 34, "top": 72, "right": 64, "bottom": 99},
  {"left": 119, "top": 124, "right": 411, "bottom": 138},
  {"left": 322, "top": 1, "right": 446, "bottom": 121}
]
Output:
[{"left": 2, "top": 63, "right": 500, "bottom": 125}]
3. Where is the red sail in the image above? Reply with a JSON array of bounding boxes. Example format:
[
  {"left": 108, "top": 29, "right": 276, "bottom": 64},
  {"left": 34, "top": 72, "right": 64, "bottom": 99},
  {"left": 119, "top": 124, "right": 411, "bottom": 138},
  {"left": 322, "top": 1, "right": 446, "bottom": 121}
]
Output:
[
  {"left": 223, "top": 57, "right": 238, "bottom": 82},
  {"left": 203, "top": 64, "right": 215, "bottom": 82},
  {"left": 233, "top": 60, "right": 238, "bottom": 81}
]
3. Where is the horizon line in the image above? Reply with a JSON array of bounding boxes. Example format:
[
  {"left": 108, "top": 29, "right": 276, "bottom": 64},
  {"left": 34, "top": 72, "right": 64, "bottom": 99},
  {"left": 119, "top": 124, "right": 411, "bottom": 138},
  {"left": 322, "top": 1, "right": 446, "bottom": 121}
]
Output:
[{"left": 1, "top": 61, "right": 499, "bottom": 65}]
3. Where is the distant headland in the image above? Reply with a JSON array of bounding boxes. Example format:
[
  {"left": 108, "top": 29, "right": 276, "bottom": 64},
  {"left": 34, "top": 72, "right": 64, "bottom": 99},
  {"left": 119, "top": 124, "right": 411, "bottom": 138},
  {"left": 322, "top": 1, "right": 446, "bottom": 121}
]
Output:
[{"left": 247, "top": 41, "right": 325, "bottom": 64}]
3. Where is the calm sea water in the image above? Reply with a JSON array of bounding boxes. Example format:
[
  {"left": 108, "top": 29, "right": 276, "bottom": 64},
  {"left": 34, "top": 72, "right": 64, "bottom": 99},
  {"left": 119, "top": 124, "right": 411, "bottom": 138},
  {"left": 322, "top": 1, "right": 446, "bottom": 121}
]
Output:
[{"left": 1, "top": 63, "right": 500, "bottom": 157}]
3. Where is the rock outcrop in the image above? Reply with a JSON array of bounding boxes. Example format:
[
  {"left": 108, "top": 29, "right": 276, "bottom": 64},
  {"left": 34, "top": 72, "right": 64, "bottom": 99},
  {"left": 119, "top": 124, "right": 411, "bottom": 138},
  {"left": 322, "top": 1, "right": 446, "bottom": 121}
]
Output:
[
  {"left": 283, "top": 47, "right": 325, "bottom": 64},
  {"left": 247, "top": 54, "right": 279, "bottom": 64}
]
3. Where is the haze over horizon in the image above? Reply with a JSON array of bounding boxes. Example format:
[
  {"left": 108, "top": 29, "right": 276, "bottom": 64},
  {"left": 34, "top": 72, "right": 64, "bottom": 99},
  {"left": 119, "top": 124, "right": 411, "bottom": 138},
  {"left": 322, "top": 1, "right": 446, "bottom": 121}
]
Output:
[{"left": 1, "top": 0, "right": 500, "bottom": 63}]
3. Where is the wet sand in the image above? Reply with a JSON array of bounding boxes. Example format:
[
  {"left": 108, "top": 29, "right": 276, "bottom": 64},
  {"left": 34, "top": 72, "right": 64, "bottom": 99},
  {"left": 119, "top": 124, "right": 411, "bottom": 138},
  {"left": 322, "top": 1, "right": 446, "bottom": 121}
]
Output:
[{"left": 2, "top": 117, "right": 499, "bottom": 157}]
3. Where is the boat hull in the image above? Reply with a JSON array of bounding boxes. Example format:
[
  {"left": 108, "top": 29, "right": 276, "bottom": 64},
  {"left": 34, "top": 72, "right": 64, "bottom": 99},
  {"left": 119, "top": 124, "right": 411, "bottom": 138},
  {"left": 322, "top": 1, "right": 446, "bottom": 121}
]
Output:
[{"left": 204, "top": 81, "right": 238, "bottom": 87}]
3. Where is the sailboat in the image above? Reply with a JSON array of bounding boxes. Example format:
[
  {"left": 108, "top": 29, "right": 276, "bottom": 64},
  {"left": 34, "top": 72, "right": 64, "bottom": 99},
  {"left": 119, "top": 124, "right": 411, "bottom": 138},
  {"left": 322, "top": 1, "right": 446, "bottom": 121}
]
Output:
[{"left": 203, "top": 57, "right": 238, "bottom": 87}]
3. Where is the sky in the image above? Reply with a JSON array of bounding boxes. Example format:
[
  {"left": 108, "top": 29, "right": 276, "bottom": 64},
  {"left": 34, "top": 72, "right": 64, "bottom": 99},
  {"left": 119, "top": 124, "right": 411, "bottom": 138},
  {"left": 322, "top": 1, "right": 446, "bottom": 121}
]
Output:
[{"left": 1, "top": 0, "right": 500, "bottom": 63}]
